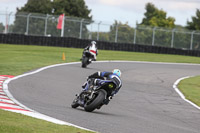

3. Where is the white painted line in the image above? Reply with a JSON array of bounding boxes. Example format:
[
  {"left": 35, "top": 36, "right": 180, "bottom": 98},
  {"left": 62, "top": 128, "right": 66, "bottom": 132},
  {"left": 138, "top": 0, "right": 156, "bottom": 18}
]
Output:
[
  {"left": 94, "top": 60, "right": 200, "bottom": 66},
  {"left": 173, "top": 76, "right": 200, "bottom": 110},
  {"left": 3, "top": 61, "right": 200, "bottom": 133},
  {"left": 0, "top": 99, "right": 15, "bottom": 104},
  {"left": 2, "top": 62, "right": 95, "bottom": 132},
  {"left": 0, "top": 95, "right": 9, "bottom": 99},
  {"left": 0, "top": 92, "right": 5, "bottom": 94},
  {"left": 0, "top": 103, "right": 25, "bottom": 109}
]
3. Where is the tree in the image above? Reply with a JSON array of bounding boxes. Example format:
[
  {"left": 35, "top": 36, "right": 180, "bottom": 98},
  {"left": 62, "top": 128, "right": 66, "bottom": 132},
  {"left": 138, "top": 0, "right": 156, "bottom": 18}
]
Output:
[
  {"left": 51, "top": 0, "right": 92, "bottom": 38},
  {"left": 141, "top": 3, "right": 175, "bottom": 28},
  {"left": 12, "top": 0, "right": 92, "bottom": 37},
  {"left": 17, "top": 0, "right": 52, "bottom": 14},
  {"left": 16, "top": 0, "right": 91, "bottom": 19},
  {"left": 109, "top": 21, "right": 135, "bottom": 43},
  {"left": 186, "top": 9, "right": 200, "bottom": 50},
  {"left": 52, "top": 0, "right": 91, "bottom": 19},
  {"left": 186, "top": 9, "right": 200, "bottom": 30}
]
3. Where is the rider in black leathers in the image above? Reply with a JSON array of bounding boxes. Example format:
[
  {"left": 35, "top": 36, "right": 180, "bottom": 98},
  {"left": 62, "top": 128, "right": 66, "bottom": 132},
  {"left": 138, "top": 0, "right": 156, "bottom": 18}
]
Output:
[{"left": 82, "top": 69, "right": 122, "bottom": 104}]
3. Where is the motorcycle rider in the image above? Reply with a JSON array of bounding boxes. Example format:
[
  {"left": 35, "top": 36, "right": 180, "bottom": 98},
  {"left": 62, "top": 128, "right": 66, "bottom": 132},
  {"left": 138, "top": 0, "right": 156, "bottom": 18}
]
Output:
[
  {"left": 82, "top": 41, "right": 98, "bottom": 62},
  {"left": 82, "top": 69, "right": 122, "bottom": 104}
]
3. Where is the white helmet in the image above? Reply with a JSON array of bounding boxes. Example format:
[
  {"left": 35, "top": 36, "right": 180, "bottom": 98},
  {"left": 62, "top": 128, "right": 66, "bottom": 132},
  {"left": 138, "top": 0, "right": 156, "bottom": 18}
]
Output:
[
  {"left": 91, "top": 41, "right": 96, "bottom": 45},
  {"left": 112, "top": 69, "right": 121, "bottom": 77}
]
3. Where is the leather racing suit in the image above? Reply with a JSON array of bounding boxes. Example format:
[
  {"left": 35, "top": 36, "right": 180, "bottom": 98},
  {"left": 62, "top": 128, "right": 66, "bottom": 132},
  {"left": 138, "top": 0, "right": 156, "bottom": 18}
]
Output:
[{"left": 83, "top": 71, "right": 122, "bottom": 96}]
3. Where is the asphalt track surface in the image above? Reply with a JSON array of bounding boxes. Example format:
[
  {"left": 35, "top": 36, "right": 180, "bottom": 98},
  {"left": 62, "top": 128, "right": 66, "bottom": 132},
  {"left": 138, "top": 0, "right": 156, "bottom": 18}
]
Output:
[{"left": 8, "top": 61, "right": 200, "bottom": 133}]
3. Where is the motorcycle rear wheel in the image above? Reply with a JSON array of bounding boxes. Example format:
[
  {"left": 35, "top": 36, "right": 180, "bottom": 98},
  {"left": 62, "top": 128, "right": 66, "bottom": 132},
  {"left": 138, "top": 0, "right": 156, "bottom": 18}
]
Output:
[
  {"left": 84, "top": 90, "right": 106, "bottom": 112},
  {"left": 81, "top": 57, "right": 88, "bottom": 68}
]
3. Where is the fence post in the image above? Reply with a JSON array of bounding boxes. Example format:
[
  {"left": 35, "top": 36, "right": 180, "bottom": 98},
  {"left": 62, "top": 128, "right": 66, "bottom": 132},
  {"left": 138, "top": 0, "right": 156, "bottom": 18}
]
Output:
[
  {"left": 115, "top": 23, "right": 118, "bottom": 43},
  {"left": 44, "top": 14, "right": 50, "bottom": 36},
  {"left": 4, "top": 8, "right": 8, "bottom": 34},
  {"left": 61, "top": 14, "right": 65, "bottom": 37},
  {"left": 88, "top": 23, "right": 93, "bottom": 39},
  {"left": 133, "top": 27, "right": 137, "bottom": 44},
  {"left": 190, "top": 31, "right": 195, "bottom": 50},
  {"left": 26, "top": 13, "right": 31, "bottom": 35},
  {"left": 97, "top": 21, "right": 101, "bottom": 40},
  {"left": 152, "top": 27, "right": 157, "bottom": 46},
  {"left": 7, "top": 12, "right": 13, "bottom": 33},
  {"left": 79, "top": 19, "right": 84, "bottom": 39},
  {"left": 171, "top": 28, "right": 176, "bottom": 48}
]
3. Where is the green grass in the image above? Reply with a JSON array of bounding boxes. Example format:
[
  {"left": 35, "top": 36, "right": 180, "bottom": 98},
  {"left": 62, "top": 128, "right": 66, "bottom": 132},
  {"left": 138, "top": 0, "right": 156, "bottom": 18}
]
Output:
[
  {"left": 0, "top": 43, "right": 200, "bottom": 133},
  {"left": 178, "top": 76, "right": 200, "bottom": 107},
  {"left": 1, "top": 44, "right": 200, "bottom": 76},
  {"left": 0, "top": 44, "right": 82, "bottom": 75},
  {"left": 99, "top": 50, "right": 200, "bottom": 64},
  {"left": 0, "top": 109, "right": 92, "bottom": 133}
]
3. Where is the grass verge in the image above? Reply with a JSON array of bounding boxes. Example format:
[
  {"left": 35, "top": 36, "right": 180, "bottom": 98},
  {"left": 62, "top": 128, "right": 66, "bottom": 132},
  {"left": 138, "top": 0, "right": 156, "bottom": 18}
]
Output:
[
  {"left": 0, "top": 109, "right": 92, "bottom": 133},
  {"left": 0, "top": 43, "right": 200, "bottom": 133},
  {"left": 178, "top": 76, "right": 200, "bottom": 107},
  {"left": 1, "top": 44, "right": 200, "bottom": 75}
]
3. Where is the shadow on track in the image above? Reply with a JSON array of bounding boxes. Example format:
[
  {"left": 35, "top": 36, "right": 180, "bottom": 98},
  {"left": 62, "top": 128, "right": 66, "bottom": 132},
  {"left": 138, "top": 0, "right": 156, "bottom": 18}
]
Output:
[{"left": 68, "top": 107, "right": 123, "bottom": 117}]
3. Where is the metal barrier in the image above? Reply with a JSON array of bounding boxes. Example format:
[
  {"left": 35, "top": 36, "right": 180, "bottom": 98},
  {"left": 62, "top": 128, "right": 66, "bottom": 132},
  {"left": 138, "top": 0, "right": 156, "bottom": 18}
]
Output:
[{"left": 0, "top": 11, "right": 200, "bottom": 50}]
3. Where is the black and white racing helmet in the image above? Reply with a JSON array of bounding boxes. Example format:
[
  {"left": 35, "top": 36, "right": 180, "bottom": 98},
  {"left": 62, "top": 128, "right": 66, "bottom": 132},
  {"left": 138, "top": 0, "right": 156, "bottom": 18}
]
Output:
[{"left": 91, "top": 41, "right": 96, "bottom": 45}]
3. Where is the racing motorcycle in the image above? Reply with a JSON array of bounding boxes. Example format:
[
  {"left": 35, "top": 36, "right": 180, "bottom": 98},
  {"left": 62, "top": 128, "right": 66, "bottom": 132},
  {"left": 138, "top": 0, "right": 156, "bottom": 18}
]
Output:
[
  {"left": 71, "top": 78, "right": 117, "bottom": 112},
  {"left": 81, "top": 50, "right": 96, "bottom": 68}
]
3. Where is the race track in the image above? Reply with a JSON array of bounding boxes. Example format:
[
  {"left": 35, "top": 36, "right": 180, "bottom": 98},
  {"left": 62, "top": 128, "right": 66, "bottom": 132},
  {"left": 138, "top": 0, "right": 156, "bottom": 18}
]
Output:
[{"left": 8, "top": 61, "right": 200, "bottom": 133}]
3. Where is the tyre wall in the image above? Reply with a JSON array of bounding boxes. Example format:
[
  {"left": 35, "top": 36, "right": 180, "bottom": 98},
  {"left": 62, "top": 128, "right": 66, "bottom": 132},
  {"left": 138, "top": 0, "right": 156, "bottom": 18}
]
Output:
[{"left": 0, "top": 33, "right": 200, "bottom": 57}]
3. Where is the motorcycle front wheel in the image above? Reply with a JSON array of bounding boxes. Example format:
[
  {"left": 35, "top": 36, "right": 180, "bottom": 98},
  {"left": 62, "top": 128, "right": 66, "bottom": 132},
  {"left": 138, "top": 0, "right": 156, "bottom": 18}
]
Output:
[{"left": 71, "top": 97, "right": 80, "bottom": 108}]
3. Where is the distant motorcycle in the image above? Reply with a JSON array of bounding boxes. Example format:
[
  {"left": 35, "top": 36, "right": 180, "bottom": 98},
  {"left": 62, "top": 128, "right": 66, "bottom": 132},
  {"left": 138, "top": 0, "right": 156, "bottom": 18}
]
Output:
[
  {"left": 81, "top": 50, "right": 95, "bottom": 68},
  {"left": 71, "top": 78, "right": 116, "bottom": 112}
]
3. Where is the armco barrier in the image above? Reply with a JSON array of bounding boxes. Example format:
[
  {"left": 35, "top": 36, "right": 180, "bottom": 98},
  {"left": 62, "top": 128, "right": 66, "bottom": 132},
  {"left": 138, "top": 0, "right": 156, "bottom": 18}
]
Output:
[{"left": 0, "top": 33, "right": 200, "bottom": 57}]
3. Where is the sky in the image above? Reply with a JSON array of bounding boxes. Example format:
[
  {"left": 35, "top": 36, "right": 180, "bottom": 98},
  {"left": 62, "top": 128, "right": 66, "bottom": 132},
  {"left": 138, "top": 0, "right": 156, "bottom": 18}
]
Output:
[{"left": 0, "top": 0, "right": 199, "bottom": 27}]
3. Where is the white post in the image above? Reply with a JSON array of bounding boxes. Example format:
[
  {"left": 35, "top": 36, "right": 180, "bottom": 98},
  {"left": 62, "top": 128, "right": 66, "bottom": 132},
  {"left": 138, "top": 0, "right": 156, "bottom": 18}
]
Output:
[
  {"left": 115, "top": 23, "right": 118, "bottom": 43},
  {"left": 26, "top": 13, "right": 31, "bottom": 35},
  {"left": 4, "top": 7, "right": 8, "bottom": 34},
  {"left": 190, "top": 31, "right": 195, "bottom": 50},
  {"left": 61, "top": 14, "right": 65, "bottom": 37},
  {"left": 7, "top": 12, "right": 12, "bottom": 33},
  {"left": 133, "top": 28, "right": 137, "bottom": 44},
  {"left": 44, "top": 14, "right": 50, "bottom": 36},
  {"left": 152, "top": 27, "right": 157, "bottom": 46},
  {"left": 79, "top": 19, "right": 84, "bottom": 39},
  {"left": 133, "top": 22, "right": 138, "bottom": 44},
  {"left": 89, "top": 23, "right": 93, "bottom": 39},
  {"left": 97, "top": 21, "right": 101, "bottom": 40},
  {"left": 171, "top": 28, "right": 176, "bottom": 48}
]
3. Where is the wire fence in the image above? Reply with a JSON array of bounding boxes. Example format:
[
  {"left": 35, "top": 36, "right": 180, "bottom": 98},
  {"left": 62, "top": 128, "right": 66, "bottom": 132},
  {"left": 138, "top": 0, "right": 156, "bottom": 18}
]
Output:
[{"left": 0, "top": 11, "right": 200, "bottom": 50}]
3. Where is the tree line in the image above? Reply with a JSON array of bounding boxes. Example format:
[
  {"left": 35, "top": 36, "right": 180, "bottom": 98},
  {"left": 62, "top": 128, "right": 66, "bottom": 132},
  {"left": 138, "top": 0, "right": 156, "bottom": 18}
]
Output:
[
  {"left": 14, "top": 0, "right": 200, "bottom": 30},
  {"left": 0, "top": 0, "right": 199, "bottom": 49}
]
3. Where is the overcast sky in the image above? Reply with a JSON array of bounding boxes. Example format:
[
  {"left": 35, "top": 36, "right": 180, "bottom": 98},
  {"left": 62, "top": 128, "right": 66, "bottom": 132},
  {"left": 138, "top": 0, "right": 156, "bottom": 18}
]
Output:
[{"left": 0, "top": 0, "right": 199, "bottom": 26}]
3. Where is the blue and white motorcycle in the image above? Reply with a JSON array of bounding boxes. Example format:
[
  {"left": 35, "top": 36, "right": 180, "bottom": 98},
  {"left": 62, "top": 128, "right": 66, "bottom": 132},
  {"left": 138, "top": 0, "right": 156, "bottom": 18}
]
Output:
[{"left": 71, "top": 78, "right": 116, "bottom": 112}]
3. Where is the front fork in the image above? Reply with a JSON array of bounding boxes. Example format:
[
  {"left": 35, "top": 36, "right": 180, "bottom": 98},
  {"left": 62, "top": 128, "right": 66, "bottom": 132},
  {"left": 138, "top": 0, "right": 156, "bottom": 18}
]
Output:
[{"left": 77, "top": 90, "right": 94, "bottom": 106}]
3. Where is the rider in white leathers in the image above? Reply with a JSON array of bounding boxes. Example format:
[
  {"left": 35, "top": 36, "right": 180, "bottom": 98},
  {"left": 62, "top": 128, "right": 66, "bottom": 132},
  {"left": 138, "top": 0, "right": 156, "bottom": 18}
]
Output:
[{"left": 83, "top": 41, "right": 98, "bottom": 61}]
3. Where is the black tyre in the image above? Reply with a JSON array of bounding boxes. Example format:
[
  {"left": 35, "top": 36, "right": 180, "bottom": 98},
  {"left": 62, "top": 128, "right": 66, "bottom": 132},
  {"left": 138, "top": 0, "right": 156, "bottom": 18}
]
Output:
[
  {"left": 84, "top": 90, "right": 106, "bottom": 112},
  {"left": 81, "top": 57, "right": 88, "bottom": 68},
  {"left": 71, "top": 98, "right": 79, "bottom": 108}
]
